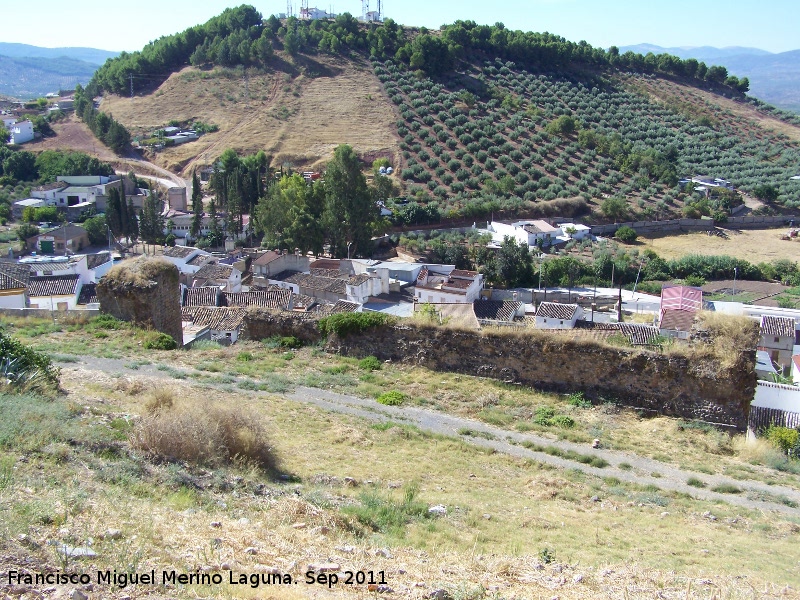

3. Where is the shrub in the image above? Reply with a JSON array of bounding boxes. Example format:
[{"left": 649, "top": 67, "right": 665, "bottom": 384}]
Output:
[
  {"left": 344, "top": 484, "right": 429, "bottom": 534},
  {"left": 687, "top": 477, "right": 706, "bottom": 488},
  {"left": 318, "top": 312, "right": 394, "bottom": 338},
  {"left": 142, "top": 332, "right": 178, "bottom": 350},
  {"left": 711, "top": 483, "right": 742, "bottom": 494},
  {"left": 279, "top": 336, "right": 302, "bottom": 349},
  {"left": 567, "top": 391, "right": 591, "bottom": 408},
  {"left": 377, "top": 390, "right": 406, "bottom": 406},
  {"left": 132, "top": 402, "right": 278, "bottom": 472},
  {"left": 614, "top": 226, "right": 638, "bottom": 243},
  {"left": 92, "top": 314, "right": 124, "bottom": 330},
  {"left": 0, "top": 331, "right": 60, "bottom": 390},
  {"left": 765, "top": 425, "right": 800, "bottom": 456},
  {"left": 144, "top": 388, "right": 175, "bottom": 414},
  {"left": 551, "top": 415, "right": 575, "bottom": 428},
  {"left": 359, "top": 356, "right": 382, "bottom": 371}
]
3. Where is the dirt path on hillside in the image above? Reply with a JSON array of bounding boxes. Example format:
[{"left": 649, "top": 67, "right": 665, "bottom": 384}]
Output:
[{"left": 57, "top": 355, "right": 800, "bottom": 516}]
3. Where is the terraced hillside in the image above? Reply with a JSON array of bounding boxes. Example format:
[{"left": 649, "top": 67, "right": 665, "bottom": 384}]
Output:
[{"left": 85, "top": 8, "right": 800, "bottom": 221}]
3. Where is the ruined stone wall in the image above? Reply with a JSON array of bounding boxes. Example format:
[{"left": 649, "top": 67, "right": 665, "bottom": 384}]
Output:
[
  {"left": 243, "top": 313, "right": 756, "bottom": 429},
  {"left": 97, "top": 258, "right": 182, "bottom": 343},
  {"left": 242, "top": 308, "right": 323, "bottom": 344}
]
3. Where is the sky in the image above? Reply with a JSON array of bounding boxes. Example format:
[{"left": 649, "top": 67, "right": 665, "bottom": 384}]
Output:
[{"left": 3, "top": 0, "right": 799, "bottom": 54}]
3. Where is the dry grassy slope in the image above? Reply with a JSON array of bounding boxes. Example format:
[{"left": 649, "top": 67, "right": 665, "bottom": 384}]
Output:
[{"left": 100, "top": 56, "right": 399, "bottom": 176}]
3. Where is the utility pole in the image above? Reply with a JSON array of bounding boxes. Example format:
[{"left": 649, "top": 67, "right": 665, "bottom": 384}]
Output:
[{"left": 130, "top": 73, "right": 134, "bottom": 98}]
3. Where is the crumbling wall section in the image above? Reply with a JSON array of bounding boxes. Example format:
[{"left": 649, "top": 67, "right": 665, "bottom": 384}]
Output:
[{"left": 97, "top": 257, "right": 182, "bottom": 343}]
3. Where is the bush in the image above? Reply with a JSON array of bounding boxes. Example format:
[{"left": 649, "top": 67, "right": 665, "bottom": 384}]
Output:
[
  {"left": 318, "top": 312, "right": 394, "bottom": 338},
  {"left": 377, "top": 390, "right": 406, "bottom": 406},
  {"left": 614, "top": 226, "right": 638, "bottom": 243},
  {"left": 279, "top": 336, "right": 302, "bottom": 349},
  {"left": 0, "top": 331, "right": 60, "bottom": 390},
  {"left": 132, "top": 402, "right": 278, "bottom": 472},
  {"left": 359, "top": 356, "right": 382, "bottom": 371},
  {"left": 567, "top": 391, "right": 591, "bottom": 408},
  {"left": 765, "top": 425, "right": 800, "bottom": 456},
  {"left": 142, "top": 332, "right": 178, "bottom": 350},
  {"left": 92, "top": 314, "right": 124, "bottom": 330}
]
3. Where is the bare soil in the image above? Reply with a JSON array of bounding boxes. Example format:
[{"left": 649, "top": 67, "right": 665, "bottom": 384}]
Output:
[{"left": 100, "top": 57, "right": 400, "bottom": 176}]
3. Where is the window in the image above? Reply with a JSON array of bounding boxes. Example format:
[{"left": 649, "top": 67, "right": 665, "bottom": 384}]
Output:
[{"left": 774, "top": 337, "right": 780, "bottom": 343}]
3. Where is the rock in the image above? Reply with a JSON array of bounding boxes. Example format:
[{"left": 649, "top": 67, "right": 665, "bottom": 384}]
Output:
[
  {"left": 336, "top": 545, "right": 356, "bottom": 554},
  {"left": 376, "top": 585, "right": 394, "bottom": 593},
  {"left": 311, "top": 526, "right": 330, "bottom": 536},
  {"left": 104, "top": 528, "right": 123, "bottom": 540},
  {"left": 238, "top": 518, "right": 250, "bottom": 526},
  {"left": 254, "top": 565, "right": 280, "bottom": 573},
  {"left": 660, "top": 512, "right": 670, "bottom": 518},
  {"left": 210, "top": 521, "right": 222, "bottom": 528},
  {"left": 482, "top": 513, "right": 492, "bottom": 520},
  {"left": 375, "top": 548, "right": 393, "bottom": 558},
  {"left": 344, "top": 477, "right": 358, "bottom": 487},
  {"left": 69, "top": 591, "right": 88, "bottom": 600},
  {"left": 292, "top": 522, "right": 307, "bottom": 529},
  {"left": 590, "top": 495, "right": 600, "bottom": 502},
  {"left": 428, "top": 504, "right": 447, "bottom": 517},
  {"left": 592, "top": 439, "right": 600, "bottom": 448},
  {"left": 573, "top": 574, "right": 583, "bottom": 584},
  {"left": 244, "top": 547, "right": 258, "bottom": 555},
  {"left": 57, "top": 545, "right": 97, "bottom": 558},
  {"left": 310, "top": 563, "right": 340, "bottom": 573},
  {"left": 388, "top": 481, "right": 402, "bottom": 489},
  {"left": 221, "top": 562, "right": 232, "bottom": 571},
  {"left": 428, "top": 590, "right": 452, "bottom": 600}
]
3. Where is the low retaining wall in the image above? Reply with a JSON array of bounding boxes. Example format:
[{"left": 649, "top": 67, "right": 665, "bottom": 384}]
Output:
[
  {"left": 0, "top": 308, "right": 100, "bottom": 318},
  {"left": 591, "top": 215, "right": 796, "bottom": 237}
]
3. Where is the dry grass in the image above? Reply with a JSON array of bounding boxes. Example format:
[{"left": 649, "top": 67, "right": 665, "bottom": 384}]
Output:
[
  {"left": 640, "top": 228, "right": 800, "bottom": 263},
  {"left": 132, "top": 398, "right": 278, "bottom": 472},
  {"left": 102, "top": 256, "right": 177, "bottom": 288},
  {"left": 100, "top": 58, "right": 399, "bottom": 175}
]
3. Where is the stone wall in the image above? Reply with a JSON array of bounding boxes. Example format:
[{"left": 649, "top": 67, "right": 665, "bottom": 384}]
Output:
[
  {"left": 591, "top": 215, "right": 795, "bottom": 237},
  {"left": 243, "top": 312, "right": 757, "bottom": 430},
  {"left": 97, "top": 258, "right": 182, "bottom": 343}
]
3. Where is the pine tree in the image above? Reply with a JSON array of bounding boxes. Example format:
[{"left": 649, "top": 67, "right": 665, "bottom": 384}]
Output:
[
  {"left": 127, "top": 197, "right": 139, "bottom": 244},
  {"left": 105, "top": 188, "right": 123, "bottom": 237},
  {"left": 208, "top": 198, "right": 223, "bottom": 248}
]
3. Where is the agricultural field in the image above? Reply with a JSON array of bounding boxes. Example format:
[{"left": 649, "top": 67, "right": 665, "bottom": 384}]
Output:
[
  {"left": 641, "top": 227, "right": 800, "bottom": 263},
  {"left": 377, "top": 57, "right": 800, "bottom": 224}
]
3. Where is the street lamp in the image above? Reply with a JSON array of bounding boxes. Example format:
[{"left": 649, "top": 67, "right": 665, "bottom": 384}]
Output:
[
  {"left": 347, "top": 241, "right": 352, "bottom": 260},
  {"left": 733, "top": 267, "right": 738, "bottom": 297}
]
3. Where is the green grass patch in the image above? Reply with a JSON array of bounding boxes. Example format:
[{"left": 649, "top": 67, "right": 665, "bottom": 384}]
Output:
[
  {"left": 377, "top": 391, "right": 406, "bottom": 406},
  {"left": 711, "top": 483, "right": 742, "bottom": 494},
  {"left": 458, "top": 428, "right": 496, "bottom": 440},
  {"left": 342, "top": 484, "right": 430, "bottom": 536},
  {"left": 687, "top": 477, "right": 706, "bottom": 488}
]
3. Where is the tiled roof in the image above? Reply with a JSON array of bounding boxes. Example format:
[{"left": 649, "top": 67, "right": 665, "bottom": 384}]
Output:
[
  {"left": 187, "top": 254, "right": 216, "bottom": 267},
  {"left": 86, "top": 252, "right": 112, "bottom": 270},
  {"left": 181, "top": 306, "right": 246, "bottom": 331},
  {"left": 184, "top": 287, "right": 220, "bottom": 307},
  {"left": 659, "top": 309, "right": 695, "bottom": 332},
  {"left": 618, "top": 323, "right": 661, "bottom": 346},
  {"left": 536, "top": 302, "right": 579, "bottom": 320},
  {"left": 285, "top": 273, "right": 346, "bottom": 294},
  {"left": 522, "top": 220, "right": 557, "bottom": 234},
  {"left": 269, "top": 270, "right": 302, "bottom": 282},
  {"left": 26, "top": 260, "right": 76, "bottom": 274},
  {"left": 416, "top": 267, "right": 428, "bottom": 282},
  {"left": 761, "top": 315, "right": 795, "bottom": 338},
  {"left": 77, "top": 283, "right": 98, "bottom": 305},
  {"left": 252, "top": 251, "right": 282, "bottom": 266},
  {"left": 309, "top": 258, "right": 341, "bottom": 270},
  {"left": 163, "top": 245, "right": 198, "bottom": 258},
  {"left": 311, "top": 267, "right": 347, "bottom": 279},
  {"left": 222, "top": 290, "right": 291, "bottom": 310},
  {"left": 330, "top": 300, "right": 360, "bottom": 313},
  {"left": 34, "top": 181, "right": 67, "bottom": 192},
  {"left": 443, "top": 278, "right": 472, "bottom": 290},
  {"left": 292, "top": 293, "right": 317, "bottom": 311},
  {"left": 27, "top": 224, "right": 87, "bottom": 242},
  {"left": 451, "top": 269, "right": 479, "bottom": 278},
  {"left": 0, "top": 262, "right": 29, "bottom": 290},
  {"left": 194, "top": 263, "right": 234, "bottom": 281},
  {"left": 473, "top": 300, "right": 521, "bottom": 322},
  {"left": 28, "top": 274, "right": 80, "bottom": 296}
]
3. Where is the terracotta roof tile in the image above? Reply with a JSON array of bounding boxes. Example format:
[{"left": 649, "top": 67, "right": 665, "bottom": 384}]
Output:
[
  {"left": 222, "top": 290, "right": 291, "bottom": 309},
  {"left": 181, "top": 306, "right": 246, "bottom": 331},
  {"left": 473, "top": 300, "right": 520, "bottom": 322},
  {"left": 184, "top": 287, "right": 220, "bottom": 307},
  {"left": 659, "top": 309, "right": 695, "bottom": 332},
  {"left": 761, "top": 315, "right": 795, "bottom": 338},
  {"left": 536, "top": 302, "right": 579, "bottom": 320},
  {"left": 28, "top": 274, "right": 80, "bottom": 296}
]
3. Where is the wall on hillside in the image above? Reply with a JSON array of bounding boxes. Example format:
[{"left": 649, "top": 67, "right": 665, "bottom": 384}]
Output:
[
  {"left": 591, "top": 215, "right": 795, "bottom": 236},
  {"left": 242, "top": 312, "right": 756, "bottom": 430},
  {"left": 96, "top": 258, "right": 182, "bottom": 343},
  {"left": 242, "top": 308, "right": 322, "bottom": 344}
]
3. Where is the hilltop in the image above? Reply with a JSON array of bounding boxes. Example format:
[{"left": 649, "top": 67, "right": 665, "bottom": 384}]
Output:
[{"left": 71, "top": 7, "right": 800, "bottom": 221}]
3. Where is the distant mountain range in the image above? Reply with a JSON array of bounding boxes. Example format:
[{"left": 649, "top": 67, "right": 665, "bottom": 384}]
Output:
[
  {"left": 619, "top": 44, "right": 800, "bottom": 112},
  {"left": 0, "top": 43, "right": 118, "bottom": 99}
]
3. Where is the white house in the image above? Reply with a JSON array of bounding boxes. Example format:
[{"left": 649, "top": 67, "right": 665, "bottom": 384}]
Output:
[
  {"left": 27, "top": 274, "right": 82, "bottom": 310},
  {"left": 10, "top": 120, "right": 34, "bottom": 144},
  {"left": 791, "top": 355, "right": 800, "bottom": 386},
  {"left": 0, "top": 263, "right": 29, "bottom": 308},
  {"left": 759, "top": 315, "right": 796, "bottom": 368},
  {"left": 252, "top": 250, "right": 310, "bottom": 279},
  {"left": 485, "top": 219, "right": 564, "bottom": 248},
  {"left": 192, "top": 263, "right": 242, "bottom": 292},
  {"left": 415, "top": 268, "right": 484, "bottom": 304},
  {"left": 11, "top": 198, "right": 46, "bottom": 220},
  {"left": 534, "top": 302, "right": 584, "bottom": 329},
  {"left": 748, "top": 380, "right": 800, "bottom": 440},
  {"left": 181, "top": 306, "right": 246, "bottom": 344},
  {"left": 300, "top": 6, "right": 334, "bottom": 19},
  {"left": 161, "top": 245, "right": 214, "bottom": 275}
]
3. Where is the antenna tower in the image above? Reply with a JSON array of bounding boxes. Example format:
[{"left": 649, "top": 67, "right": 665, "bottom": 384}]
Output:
[
  {"left": 300, "top": 0, "right": 308, "bottom": 18},
  {"left": 362, "top": 0, "right": 369, "bottom": 21},
  {"left": 377, "top": 0, "right": 382, "bottom": 20},
  {"left": 286, "top": 0, "right": 293, "bottom": 18}
]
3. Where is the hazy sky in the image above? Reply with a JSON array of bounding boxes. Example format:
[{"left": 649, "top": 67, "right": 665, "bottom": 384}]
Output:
[{"left": 4, "top": 0, "right": 799, "bottom": 54}]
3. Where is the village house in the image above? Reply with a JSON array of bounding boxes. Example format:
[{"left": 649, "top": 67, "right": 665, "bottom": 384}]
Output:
[
  {"left": 0, "top": 262, "right": 29, "bottom": 308},
  {"left": 759, "top": 315, "right": 796, "bottom": 368},
  {"left": 415, "top": 268, "right": 484, "bottom": 304},
  {"left": 473, "top": 299, "right": 523, "bottom": 325},
  {"left": 9, "top": 120, "right": 34, "bottom": 144},
  {"left": 252, "top": 250, "right": 310, "bottom": 280},
  {"left": 191, "top": 263, "right": 242, "bottom": 292},
  {"left": 26, "top": 225, "right": 89, "bottom": 255},
  {"left": 27, "top": 274, "right": 82, "bottom": 310},
  {"left": 11, "top": 198, "right": 46, "bottom": 220},
  {"left": 534, "top": 302, "right": 584, "bottom": 329},
  {"left": 181, "top": 306, "right": 246, "bottom": 344},
  {"left": 658, "top": 285, "right": 703, "bottom": 339},
  {"left": 162, "top": 246, "right": 214, "bottom": 274}
]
